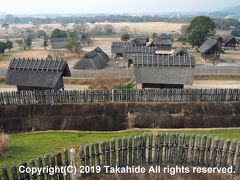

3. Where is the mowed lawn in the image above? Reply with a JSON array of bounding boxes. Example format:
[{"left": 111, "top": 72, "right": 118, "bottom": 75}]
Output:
[{"left": 1, "top": 128, "right": 240, "bottom": 169}]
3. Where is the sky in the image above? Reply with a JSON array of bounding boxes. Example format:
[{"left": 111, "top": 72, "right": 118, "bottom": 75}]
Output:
[{"left": 0, "top": 0, "right": 239, "bottom": 15}]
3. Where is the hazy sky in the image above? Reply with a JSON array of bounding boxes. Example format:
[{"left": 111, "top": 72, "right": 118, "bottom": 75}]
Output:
[{"left": 0, "top": 0, "right": 239, "bottom": 15}]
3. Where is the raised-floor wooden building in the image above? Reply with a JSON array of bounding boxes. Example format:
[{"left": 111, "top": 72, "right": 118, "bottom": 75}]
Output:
[
  {"left": 224, "top": 35, "right": 238, "bottom": 50},
  {"left": 6, "top": 58, "right": 71, "bottom": 91},
  {"left": 198, "top": 38, "right": 224, "bottom": 61},
  {"left": 133, "top": 54, "right": 195, "bottom": 89}
]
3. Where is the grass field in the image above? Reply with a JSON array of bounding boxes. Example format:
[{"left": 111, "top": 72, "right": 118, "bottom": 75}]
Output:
[{"left": 1, "top": 128, "right": 240, "bottom": 169}]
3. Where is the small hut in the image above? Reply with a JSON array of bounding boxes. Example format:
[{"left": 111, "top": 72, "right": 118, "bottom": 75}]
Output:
[
  {"left": 133, "top": 54, "right": 195, "bottom": 89},
  {"left": 5, "top": 58, "right": 71, "bottom": 91},
  {"left": 74, "top": 47, "right": 109, "bottom": 70},
  {"left": 80, "top": 33, "right": 92, "bottom": 45},
  {"left": 149, "top": 34, "right": 174, "bottom": 51},
  {"left": 131, "top": 35, "right": 149, "bottom": 47},
  {"left": 173, "top": 47, "right": 189, "bottom": 56},
  {"left": 198, "top": 38, "right": 224, "bottom": 61},
  {"left": 51, "top": 38, "right": 66, "bottom": 49},
  {"left": 224, "top": 35, "right": 238, "bottom": 49}
]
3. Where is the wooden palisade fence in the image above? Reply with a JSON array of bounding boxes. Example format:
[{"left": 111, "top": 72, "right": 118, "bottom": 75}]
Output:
[
  {"left": 1, "top": 89, "right": 240, "bottom": 105},
  {"left": 1, "top": 133, "right": 240, "bottom": 179}
]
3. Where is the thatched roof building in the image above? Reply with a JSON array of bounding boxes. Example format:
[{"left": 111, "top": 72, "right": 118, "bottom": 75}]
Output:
[
  {"left": 131, "top": 35, "right": 149, "bottom": 47},
  {"left": 149, "top": 34, "right": 174, "bottom": 50},
  {"left": 224, "top": 35, "right": 238, "bottom": 49},
  {"left": 74, "top": 47, "right": 109, "bottom": 70},
  {"left": 80, "top": 33, "right": 92, "bottom": 45},
  {"left": 133, "top": 54, "right": 195, "bottom": 89},
  {"left": 5, "top": 58, "right": 71, "bottom": 91},
  {"left": 198, "top": 38, "right": 224, "bottom": 61},
  {"left": 51, "top": 38, "right": 66, "bottom": 49},
  {"left": 173, "top": 47, "right": 189, "bottom": 56}
]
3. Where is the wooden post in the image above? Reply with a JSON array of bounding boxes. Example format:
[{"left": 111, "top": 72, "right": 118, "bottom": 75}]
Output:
[
  {"left": 79, "top": 146, "right": 85, "bottom": 177},
  {"left": 11, "top": 165, "right": 19, "bottom": 180},
  {"left": 85, "top": 145, "right": 90, "bottom": 168},
  {"left": 210, "top": 138, "right": 219, "bottom": 167},
  {"left": 64, "top": 149, "right": 70, "bottom": 180},
  {"left": 183, "top": 134, "right": 190, "bottom": 164},
  {"left": 206, "top": 137, "right": 212, "bottom": 167},
  {"left": 30, "top": 159, "right": 37, "bottom": 180},
  {"left": 111, "top": 139, "right": 116, "bottom": 167},
  {"left": 190, "top": 134, "right": 195, "bottom": 165},
  {"left": 222, "top": 139, "right": 231, "bottom": 167},
  {"left": 70, "top": 148, "right": 77, "bottom": 180},
  {"left": 178, "top": 134, "right": 184, "bottom": 164},
  {"left": 44, "top": 154, "right": 51, "bottom": 180},
  {"left": 158, "top": 134, "right": 164, "bottom": 164},
  {"left": 106, "top": 141, "right": 111, "bottom": 167},
  {"left": 91, "top": 144, "right": 95, "bottom": 167},
  {"left": 216, "top": 139, "right": 224, "bottom": 168},
  {"left": 228, "top": 139, "right": 238, "bottom": 170},
  {"left": 154, "top": 134, "right": 159, "bottom": 163},
  {"left": 169, "top": 133, "right": 174, "bottom": 163},
  {"left": 118, "top": 138, "right": 123, "bottom": 167},
  {"left": 2, "top": 167, "right": 9, "bottom": 180},
  {"left": 200, "top": 135, "right": 207, "bottom": 166},
  {"left": 194, "top": 135, "right": 201, "bottom": 165},
  {"left": 123, "top": 137, "right": 128, "bottom": 166},
  {"left": 164, "top": 133, "right": 169, "bottom": 163},
  {"left": 235, "top": 143, "right": 240, "bottom": 175},
  {"left": 50, "top": 154, "right": 58, "bottom": 180},
  {"left": 148, "top": 135, "right": 153, "bottom": 164},
  {"left": 56, "top": 152, "right": 64, "bottom": 180},
  {"left": 128, "top": 137, "right": 133, "bottom": 166},
  {"left": 95, "top": 143, "right": 100, "bottom": 166}
]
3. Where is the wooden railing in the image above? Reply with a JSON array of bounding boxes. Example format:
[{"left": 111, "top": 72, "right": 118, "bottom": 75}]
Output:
[
  {"left": 1, "top": 89, "right": 240, "bottom": 105},
  {"left": 1, "top": 133, "right": 240, "bottom": 179}
]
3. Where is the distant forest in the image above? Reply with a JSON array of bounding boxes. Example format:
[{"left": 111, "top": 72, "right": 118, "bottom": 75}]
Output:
[{"left": 0, "top": 14, "right": 240, "bottom": 30}]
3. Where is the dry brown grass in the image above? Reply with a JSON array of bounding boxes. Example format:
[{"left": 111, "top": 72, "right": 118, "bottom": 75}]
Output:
[
  {"left": 0, "top": 132, "right": 8, "bottom": 155},
  {"left": 88, "top": 74, "right": 130, "bottom": 89}
]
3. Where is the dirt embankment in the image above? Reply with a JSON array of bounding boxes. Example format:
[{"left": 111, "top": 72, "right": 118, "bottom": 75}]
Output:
[{"left": 0, "top": 102, "right": 240, "bottom": 133}]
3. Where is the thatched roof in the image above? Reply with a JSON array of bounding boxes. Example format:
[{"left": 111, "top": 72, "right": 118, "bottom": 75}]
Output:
[
  {"left": 158, "top": 34, "right": 174, "bottom": 42},
  {"left": 174, "top": 47, "right": 189, "bottom": 56},
  {"left": 131, "top": 34, "right": 149, "bottom": 47},
  {"left": 133, "top": 54, "right": 195, "bottom": 67},
  {"left": 74, "top": 47, "right": 109, "bottom": 70},
  {"left": 80, "top": 33, "right": 92, "bottom": 43},
  {"left": 6, "top": 58, "right": 71, "bottom": 89},
  {"left": 150, "top": 34, "right": 174, "bottom": 47},
  {"left": 198, "top": 39, "right": 224, "bottom": 54},
  {"left": 224, "top": 35, "right": 236, "bottom": 44},
  {"left": 51, "top": 38, "right": 66, "bottom": 49}
]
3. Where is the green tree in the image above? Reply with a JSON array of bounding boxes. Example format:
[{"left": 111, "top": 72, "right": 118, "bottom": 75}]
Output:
[
  {"left": 152, "top": 33, "right": 158, "bottom": 39},
  {"left": 43, "top": 36, "right": 48, "bottom": 50},
  {"left": 0, "top": 42, "right": 7, "bottom": 54},
  {"left": 5, "top": 40, "right": 13, "bottom": 51},
  {"left": 65, "top": 31, "right": 82, "bottom": 53},
  {"left": 121, "top": 33, "right": 130, "bottom": 41},
  {"left": 51, "top": 28, "right": 67, "bottom": 39},
  {"left": 187, "top": 16, "right": 216, "bottom": 47},
  {"left": 1, "top": 23, "right": 9, "bottom": 39},
  {"left": 24, "top": 36, "right": 32, "bottom": 50}
]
